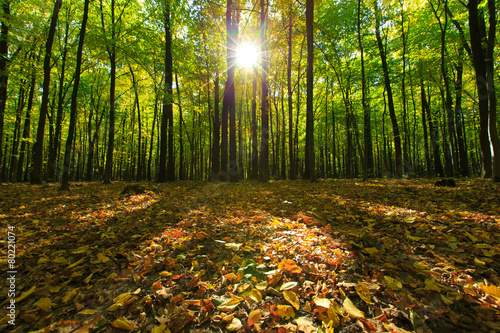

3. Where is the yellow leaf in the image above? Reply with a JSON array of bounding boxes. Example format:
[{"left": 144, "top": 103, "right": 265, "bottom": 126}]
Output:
[
  {"left": 343, "top": 297, "right": 365, "bottom": 319},
  {"left": 480, "top": 283, "right": 500, "bottom": 299},
  {"left": 313, "top": 297, "right": 331, "bottom": 309},
  {"left": 226, "top": 317, "right": 243, "bottom": 331},
  {"left": 53, "top": 256, "right": 69, "bottom": 264},
  {"left": 217, "top": 298, "right": 241, "bottom": 312},
  {"left": 280, "top": 281, "right": 298, "bottom": 290},
  {"left": 356, "top": 282, "right": 373, "bottom": 304},
  {"left": 160, "top": 271, "right": 172, "bottom": 277},
  {"left": 283, "top": 290, "right": 300, "bottom": 310},
  {"left": 364, "top": 247, "right": 380, "bottom": 256},
  {"left": 72, "top": 245, "right": 89, "bottom": 254},
  {"left": 277, "top": 304, "right": 295, "bottom": 320},
  {"left": 413, "top": 261, "right": 430, "bottom": 270},
  {"left": 114, "top": 292, "right": 132, "bottom": 304},
  {"left": 67, "top": 257, "right": 86, "bottom": 269},
  {"left": 37, "top": 257, "right": 50, "bottom": 264},
  {"left": 152, "top": 324, "right": 171, "bottom": 333},
  {"left": 465, "top": 232, "right": 477, "bottom": 242},
  {"left": 424, "top": 278, "right": 442, "bottom": 292},
  {"left": 37, "top": 297, "right": 52, "bottom": 312},
  {"left": 384, "top": 276, "right": 402, "bottom": 290},
  {"left": 16, "top": 285, "right": 36, "bottom": 303},
  {"left": 111, "top": 317, "right": 135, "bottom": 331},
  {"left": 474, "top": 257, "right": 486, "bottom": 267},
  {"left": 248, "top": 289, "right": 262, "bottom": 303},
  {"left": 97, "top": 252, "right": 110, "bottom": 263},
  {"left": 84, "top": 273, "right": 93, "bottom": 284},
  {"left": 440, "top": 294, "right": 454, "bottom": 305},
  {"left": 78, "top": 309, "right": 97, "bottom": 315},
  {"left": 247, "top": 309, "right": 262, "bottom": 326},
  {"left": 326, "top": 305, "right": 340, "bottom": 327}
]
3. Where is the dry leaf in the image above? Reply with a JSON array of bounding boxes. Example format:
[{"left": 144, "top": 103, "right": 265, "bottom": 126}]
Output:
[
  {"left": 343, "top": 297, "right": 365, "bottom": 319},
  {"left": 111, "top": 317, "right": 135, "bottom": 331},
  {"left": 247, "top": 309, "right": 262, "bottom": 326},
  {"left": 283, "top": 290, "right": 300, "bottom": 310}
]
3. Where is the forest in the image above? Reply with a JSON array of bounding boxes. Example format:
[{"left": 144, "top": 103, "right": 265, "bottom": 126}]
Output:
[
  {"left": 0, "top": 0, "right": 499, "bottom": 185},
  {"left": 1, "top": 0, "right": 500, "bottom": 332}
]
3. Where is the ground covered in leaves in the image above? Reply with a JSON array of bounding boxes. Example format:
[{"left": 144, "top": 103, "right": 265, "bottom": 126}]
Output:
[{"left": 1, "top": 179, "right": 500, "bottom": 333}]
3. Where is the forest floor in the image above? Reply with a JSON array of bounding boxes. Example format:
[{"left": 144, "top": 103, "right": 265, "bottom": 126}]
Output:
[{"left": 1, "top": 178, "right": 500, "bottom": 333}]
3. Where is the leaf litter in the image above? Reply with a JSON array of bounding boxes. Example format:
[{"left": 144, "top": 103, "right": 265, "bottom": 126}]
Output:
[{"left": 0, "top": 179, "right": 499, "bottom": 332}]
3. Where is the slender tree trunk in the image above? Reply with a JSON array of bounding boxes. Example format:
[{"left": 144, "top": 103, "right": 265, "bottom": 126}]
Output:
[
  {"left": 260, "top": 0, "right": 269, "bottom": 182},
  {"left": 158, "top": 1, "right": 174, "bottom": 182},
  {"left": 469, "top": 0, "right": 492, "bottom": 178},
  {"left": 102, "top": 0, "right": 116, "bottom": 184},
  {"left": 454, "top": 44, "right": 469, "bottom": 177},
  {"left": 17, "top": 62, "right": 36, "bottom": 182},
  {"left": 60, "top": 0, "right": 89, "bottom": 190},
  {"left": 48, "top": 14, "right": 70, "bottom": 181},
  {"left": 287, "top": 7, "right": 295, "bottom": 180},
  {"left": 358, "top": 0, "right": 373, "bottom": 179},
  {"left": 229, "top": 6, "right": 238, "bottom": 182},
  {"left": 147, "top": 87, "right": 158, "bottom": 181},
  {"left": 421, "top": 78, "right": 432, "bottom": 177},
  {"left": 304, "top": 0, "right": 316, "bottom": 181},
  {"left": 374, "top": 2, "right": 402, "bottom": 178},
  {"left": 251, "top": 71, "right": 258, "bottom": 179},
  {"left": 31, "top": 0, "right": 62, "bottom": 184},
  {"left": 212, "top": 75, "right": 220, "bottom": 177},
  {"left": 0, "top": 0, "right": 10, "bottom": 181}
]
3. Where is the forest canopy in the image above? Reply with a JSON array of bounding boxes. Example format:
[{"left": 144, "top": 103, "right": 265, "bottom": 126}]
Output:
[{"left": 0, "top": 0, "right": 499, "bottom": 185}]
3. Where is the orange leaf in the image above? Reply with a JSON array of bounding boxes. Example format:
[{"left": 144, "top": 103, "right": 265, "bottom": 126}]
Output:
[{"left": 248, "top": 309, "right": 262, "bottom": 326}]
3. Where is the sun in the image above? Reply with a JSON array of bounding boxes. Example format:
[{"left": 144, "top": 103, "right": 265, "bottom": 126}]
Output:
[{"left": 236, "top": 42, "right": 259, "bottom": 68}]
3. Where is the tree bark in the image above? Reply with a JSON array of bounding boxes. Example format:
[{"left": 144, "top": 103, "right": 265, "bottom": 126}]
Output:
[
  {"left": 260, "top": 0, "right": 269, "bottom": 182},
  {"left": 287, "top": 6, "right": 295, "bottom": 180},
  {"left": 0, "top": 0, "right": 9, "bottom": 181},
  {"left": 102, "top": 0, "right": 116, "bottom": 184},
  {"left": 304, "top": 0, "right": 316, "bottom": 181},
  {"left": 374, "top": 2, "right": 402, "bottom": 178},
  {"left": 60, "top": 0, "right": 89, "bottom": 190},
  {"left": 31, "top": 0, "right": 62, "bottom": 184}
]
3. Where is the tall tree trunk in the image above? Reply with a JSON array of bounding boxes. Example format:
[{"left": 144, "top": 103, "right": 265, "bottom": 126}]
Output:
[
  {"left": 175, "top": 72, "right": 184, "bottom": 180},
  {"left": 102, "top": 0, "right": 116, "bottom": 184},
  {"left": 421, "top": 78, "right": 432, "bottom": 177},
  {"left": 260, "top": 0, "right": 269, "bottom": 182},
  {"left": 60, "top": 0, "right": 89, "bottom": 190},
  {"left": 212, "top": 75, "right": 220, "bottom": 177},
  {"left": 287, "top": 6, "right": 295, "bottom": 180},
  {"left": 127, "top": 64, "right": 143, "bottom": 181},
  {"left": 229, "top": 5, "right": 238, "bottom": 182},
  {"left": 17, "top": 60, "right": 36, "bottom": 182},
  {"left": 158, "top": 1, "right": 174, "bottom": 182},
  {"left": 485, "top": 0, "right": 500, "bottom": 181},
  {"left": 304, "top": 0, "right": 316, "bottom": 181},
  {"left": 468, "top": 0, "right": 492, "bottom": 178},
  {"left": 31, "top": 0, "right": 62, "bottom": 184},
  {"left": 147, "top": 87, "right": 158, "bottom": 181},
  {"left": 454, "top": 44, "right": 469, "bottom": 177},
  {"left": 251, "top": 71, "right": 258, "bottom": 179},
  {"left": 48, "top": 12, "right": 70, "bottom": 181},
  {"left": 0, "top": 0, "right": 10, "bottom": 181},
  {"left": 374, "top": 2, "right": 402, "bottom": 178},
  {"left": 358, "top": 0, "right": 373, "bottom": 179}
]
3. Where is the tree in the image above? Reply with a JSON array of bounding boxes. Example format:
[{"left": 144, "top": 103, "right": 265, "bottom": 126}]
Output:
[
  {"left": 158, "top": 0, "right": 174, "bottom": 182},
  {"left": 468, "top": 0, "right": 500, "bottom": 181},
  {"left": 60, "top": 0, "right": 89, "bottom": 190},
  {"left": 374, "top": 1, "right": 402, "bottom": 178},
  {"left": 31, "top": 0, "right": 63, "bottom": 184},
  {"left": 303, "top": 0, "right": 316, "bottom": 181},
  {"left": 259, "top": 0, "right": 269, "bottom": 182}
]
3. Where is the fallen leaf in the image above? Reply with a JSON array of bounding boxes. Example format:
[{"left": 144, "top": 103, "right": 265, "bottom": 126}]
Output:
[
  {"left": 226, "top": 317, "right": 243, "bottom": 331},
  {"left": 247, "top": 309, "right": 262, "bottom": 326},
  {"left": 111, "top": 317, "right": 135, "bottom": 331},
  {"left": 343, "top": 297, "right": 365, "bottom": 319},
  {"left": 356, "top": 282, "right": 373, "bottom": 304},
  {"left": 277, "top": 304, "right": 295, "bottom": 320},
  {"left": 283, "top": 290, "right": 300, "bottom": 310}
]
